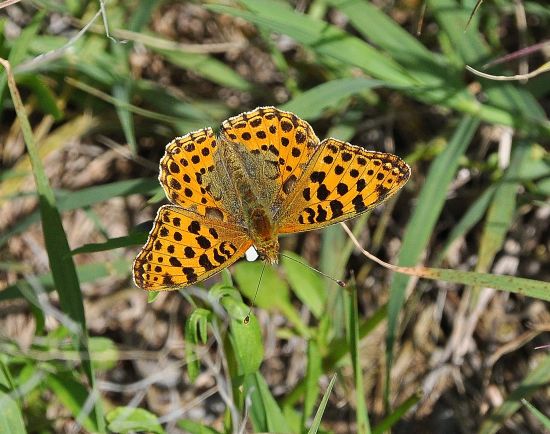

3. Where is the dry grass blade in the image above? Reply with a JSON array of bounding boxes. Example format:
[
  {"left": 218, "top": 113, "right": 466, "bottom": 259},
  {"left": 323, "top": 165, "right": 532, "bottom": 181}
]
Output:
[{"left": 466, "top": 62, "right": 550, "bottom": 81}]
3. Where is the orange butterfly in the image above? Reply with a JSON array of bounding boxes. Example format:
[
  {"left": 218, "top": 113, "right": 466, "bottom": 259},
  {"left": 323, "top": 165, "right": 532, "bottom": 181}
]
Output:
[{"left": 133, "top": 107, "right": 410, "bottom": 290}]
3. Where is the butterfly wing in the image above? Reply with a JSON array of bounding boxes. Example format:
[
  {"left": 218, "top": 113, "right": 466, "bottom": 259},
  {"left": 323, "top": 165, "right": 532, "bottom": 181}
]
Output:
[
  {"left": 277, "top": 138, "right": 410, "bottom": 233},
  {"left": 160, "top": 128, "right": 232, "bottom": 222},
  {"left": 133, "top": 206, "right": 252, "bottom": 290},
  {"left": 220, "top": 107, "right": 320, "bottom": 208}
]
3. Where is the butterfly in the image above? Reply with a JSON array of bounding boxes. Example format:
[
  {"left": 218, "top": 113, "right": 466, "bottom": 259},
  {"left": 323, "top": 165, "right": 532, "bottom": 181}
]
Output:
[{"left": 133, "top": 107, "right": 410, "bottom": 290}]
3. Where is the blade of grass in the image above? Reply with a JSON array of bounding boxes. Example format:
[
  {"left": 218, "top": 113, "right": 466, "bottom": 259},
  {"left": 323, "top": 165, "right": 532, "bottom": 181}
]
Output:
[
  {"left": 521, "top": 399, "right": 550, "bottom": 430},
  {"left": 385, "top": 115, "right": 479, "bottom": 406},
  {"left": 0, "top": 58, "right": 105, "bottom": 431},
  {"left": 212, "top": 0, "right": 550, "bottom": 137},
  {"left": 71, "top": 232, "right": 147, "bottom": 255},
  {"left": 326, "top": 0, "right": 447, "bottom": 83},
  {"left": 433, "top": 184, "right": 497, "bottom": 265},
  {"left": 209, "top": 1, "right": 415, "bottom": 86},
  {"left": 0, "top": 178, "right": 159, "bottom": 248},
  {"left": 372, "top": 392, "right": 422, "bottom": 434},
  {"left": 341, "top": 224, "right": 550, "bottom": 301},
  {"left": 302, "top": 340, "right": 322, "bottom": 428},
  {"left": 347, "top": 283, "right": 371, "bottom": 434},
  {"left": 0, "top": 257, "right": 131, "bottom": 302},
  {"left": 307, "top": 374, "right": 337, "bottom": 434},
  {"left": 0, "top": 12, "right": 44, "bottom": 113},
  {"left": 158, "top": 49, "right": 253, "bottom": 92},
  {"left": 281, "top": 78, "right": 384, "bottom": 120},
  {"left": 46, "top": 372, "right": 101, "bottom": 433},
  {"left": 0, "top": 361, "right": 27, "bottom": 434},
  {"left": 479, "top": 353, "right": 550, "bottom": 434}
]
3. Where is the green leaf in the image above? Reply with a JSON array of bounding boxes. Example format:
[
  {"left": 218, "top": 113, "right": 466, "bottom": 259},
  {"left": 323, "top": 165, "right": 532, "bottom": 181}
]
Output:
[
  {"left": 224, "top": 301, "right": 264, "bottom": 376},
  {"left": 0, "top": 12, "right": 44, "bottom": 108},
  {"left": 475, "top": 144, "right": 529, "bottom": 275},
  {"left": 185, "top": 308, "right": 212, "bottom": 382},
  {"left": 113, "top": 82, "right": 137, "bottom": 154},
  {"left": 233, "top": 261, "right": 310, "bottom": 337},
  {"left": 89, "top": 337, "right": 119, "bottom": 371},
  {"left": 0, "top": 258, "right": 132, "bottom": 302},
  {"left": 281, "top": 251, "right": 326, "bottom": 319},
  {"left": 0, "top": 391, "right": 26, "bottom": 434},
  {"left": 244, "top": 372, "right": 292, "bottom": 433},
  {"left": 372, "top": 392, "right": 421, "bottom": 434},
  {"left": 177, "top": 419, "right": 222, "bottom": 434},
  {"left": 106, "top": 407, "right": 166, "bottom": 434}
]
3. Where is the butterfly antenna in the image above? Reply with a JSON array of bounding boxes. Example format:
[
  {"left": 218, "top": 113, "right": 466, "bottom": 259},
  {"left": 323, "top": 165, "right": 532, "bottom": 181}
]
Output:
[
  {"left": 281, "top": 253, "right": 346, "bottom": 287},
  {"left": 244, "top": 262, "right": 266, "bottom": 324}
]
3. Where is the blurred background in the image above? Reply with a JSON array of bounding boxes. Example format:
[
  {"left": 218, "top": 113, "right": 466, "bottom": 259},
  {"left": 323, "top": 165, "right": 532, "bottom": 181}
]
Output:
[{"left": 0, "top": 1, "right": 549, "bottom": 433}]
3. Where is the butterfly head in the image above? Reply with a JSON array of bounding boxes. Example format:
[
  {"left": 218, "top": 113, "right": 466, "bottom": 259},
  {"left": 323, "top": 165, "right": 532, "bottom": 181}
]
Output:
[{"left": 256, "top": 238, "right": 279, "bottom": 265}]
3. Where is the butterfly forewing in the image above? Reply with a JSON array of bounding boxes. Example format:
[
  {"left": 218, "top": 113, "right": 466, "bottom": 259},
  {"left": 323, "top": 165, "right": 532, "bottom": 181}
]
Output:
[
  {"left": 221, "top": 107, "right": 320, "bottom": 207},
  {"left": 133, "top": 206, "right": 252, "bottom": 290},
  {"left": 278, "top": 138, "right": 410, "bottom": 233},
  {"left": 160, "top": 128, "right": 230, "bottom": 222}
]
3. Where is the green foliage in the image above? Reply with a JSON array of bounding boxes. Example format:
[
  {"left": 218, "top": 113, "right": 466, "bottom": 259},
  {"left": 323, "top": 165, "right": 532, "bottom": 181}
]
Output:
[{"left": 1, "top": 0, "right": 549, "bottom": 433}]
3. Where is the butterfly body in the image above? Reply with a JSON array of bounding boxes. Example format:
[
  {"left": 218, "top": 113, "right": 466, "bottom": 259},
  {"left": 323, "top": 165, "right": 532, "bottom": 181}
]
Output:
[
  {"left": 133, "top": 107, "right": 410, "bottom": 290},
  {"left": 205, "top": 137, "right": 281, "bottom": 264}
]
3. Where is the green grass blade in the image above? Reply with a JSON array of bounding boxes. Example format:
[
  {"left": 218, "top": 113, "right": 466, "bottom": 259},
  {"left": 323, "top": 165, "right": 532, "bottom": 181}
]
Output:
[
  {"left": 46, "top": 372, "right": 101, "bottom": 433},
  {"left": 386, "top": 115, "right": 479, "bottom": 404},
  {"left": 0, "top": 12, "right": 44, "bottom": 109},
  {"left": 17, "top": 74, "right": 63, "bottom": 120},
  {"left": 113, "top": 82, "right": 137, "bottom": 154},
  {"left": 302, "top": 340, "right": 322, "bottom": 427},
  {"left": 479, "top": 354, "right": 550, "bottom": 434},
  {"left": 0, "top": 178, "right": 159, "bottom": 248},
  {"left": 281, "top": 78, "right": 384, "bottom": 120},
  {"left": 71, "top": 232, "right": 147, "bottom": 255},
  {"left": 431, "top": 0, "right": 548, "bottom": 132},
  {"left": 158, "top": 49, "right": 252, "bottom": 91},
  {"left": 347, "top": 284, "right": 370, "bottom": 433},
  {"left": 326, "top": 0, "right": 446, "bottom": 84},
  {"left": 409, "top": 267, "right": 550, "bottom": 301},
  {"left": 209, "top": 1, "right": 414, "bottom": 86},
  {"left": 372, "top": 392, "right": 421, "bottom": 434},
  {"left": 476, "top": 143, "right": 529, "bottom": 274},
  {"left": 0, "top": 58, "right": 105, "bottom": 431},
  {"left": 0, "top": 258, "right": 131, "bottom": 302},
  {"left": 433, "top": 185, "right": 497, "bottom": 265},
  {"left": 521, "top": 399, "right": 550, "bottom": 430},
  {"left": 307, "top": 374, "right": 337, "bottom": 434}
]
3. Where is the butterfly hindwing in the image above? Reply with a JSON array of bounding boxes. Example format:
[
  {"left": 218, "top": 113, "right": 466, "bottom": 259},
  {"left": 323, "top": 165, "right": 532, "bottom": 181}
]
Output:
[
  {"left": 133, "top": 206, "right": 252, "bottom": 290},
  {"left": 278, "top": 138, "right": 410, "bottom": 233}
]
